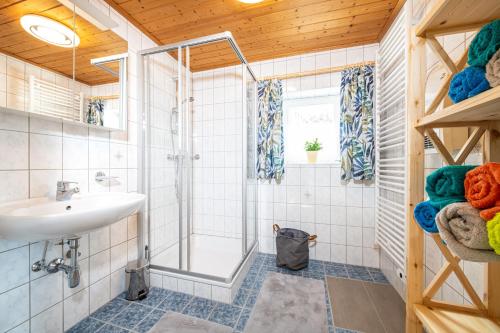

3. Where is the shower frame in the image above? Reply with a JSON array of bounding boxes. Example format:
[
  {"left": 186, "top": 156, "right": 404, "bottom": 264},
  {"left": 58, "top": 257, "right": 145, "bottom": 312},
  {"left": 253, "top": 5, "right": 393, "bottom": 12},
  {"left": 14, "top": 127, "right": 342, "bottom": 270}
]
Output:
[{"left": 139, "top": 32, "right": 259, "bottom": 283}]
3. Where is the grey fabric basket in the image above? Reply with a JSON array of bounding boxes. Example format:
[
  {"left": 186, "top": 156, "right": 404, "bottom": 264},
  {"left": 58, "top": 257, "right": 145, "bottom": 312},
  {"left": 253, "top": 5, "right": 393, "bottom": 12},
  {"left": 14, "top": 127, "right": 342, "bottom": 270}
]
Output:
[{"left": 273, "top": 224, "right": 317, "bottom": 270}]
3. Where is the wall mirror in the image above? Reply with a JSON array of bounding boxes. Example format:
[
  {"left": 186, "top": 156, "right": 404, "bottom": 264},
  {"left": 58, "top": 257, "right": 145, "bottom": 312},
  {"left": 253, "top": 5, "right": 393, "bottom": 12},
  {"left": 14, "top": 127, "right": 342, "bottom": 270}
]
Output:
[
  {"left": 87, "top": 53, "right": 128, "bottom": 130},
  {"left": 0, "top": 0, "right": 128, "bottom": 131}
]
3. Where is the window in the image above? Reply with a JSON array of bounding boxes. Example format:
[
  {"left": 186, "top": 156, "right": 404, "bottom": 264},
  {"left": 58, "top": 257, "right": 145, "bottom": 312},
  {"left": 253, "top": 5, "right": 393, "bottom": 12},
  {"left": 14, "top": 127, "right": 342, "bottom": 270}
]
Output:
[{"left": 283, "top": 87, "right": 340, "bottom": 164}]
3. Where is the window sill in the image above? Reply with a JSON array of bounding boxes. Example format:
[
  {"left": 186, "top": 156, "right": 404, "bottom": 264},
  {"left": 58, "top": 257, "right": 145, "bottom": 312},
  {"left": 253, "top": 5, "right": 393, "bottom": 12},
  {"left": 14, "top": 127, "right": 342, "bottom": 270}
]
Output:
[{"left": 285, "top": 162, "right": 341, "bottom": 167}]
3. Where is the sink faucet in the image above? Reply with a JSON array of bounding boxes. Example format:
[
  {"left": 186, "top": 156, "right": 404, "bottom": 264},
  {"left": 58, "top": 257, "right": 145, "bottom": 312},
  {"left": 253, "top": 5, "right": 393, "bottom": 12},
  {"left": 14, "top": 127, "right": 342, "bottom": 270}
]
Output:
[{"left": 56, "top": 181, "right": 80, "bottom": 201}]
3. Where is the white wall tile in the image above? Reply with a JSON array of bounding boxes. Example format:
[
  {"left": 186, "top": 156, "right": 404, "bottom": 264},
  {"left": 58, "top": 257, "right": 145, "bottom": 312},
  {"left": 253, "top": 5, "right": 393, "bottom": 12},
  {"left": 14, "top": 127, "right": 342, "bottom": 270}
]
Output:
[
  {"left": 110, "top": 243, "right": 128, "bottom": 272},
  {"left": 0, "top": 284, "right": 30, "bottom": 332},
  {"left": 0, "top": 130, "right": 28, "bottom": 170},
  {"left": 212, "top": 285, "right": 231, "bottom": 303},
  {"left": 30, "top": 170, "right": 62, "bottom": 198},
  {"left": 30, "top": 272, "right": 63, "bottom": 316},
  {"left": 63, "top": 289, "right": 89, "bottom": 331},
  {"left": 30, "top": 134, "right": 62, "bottom": 169},
  {"left": 194, "top": 282, "right": 212, "bottom": 299},
  {"left": 110, "top": 218, "right": 128, "bottom": 246},
  {"left": 0, "top": 245, "right": 29, "bottom": 294},
  {"left": 110, "top": 267, "right": 126, "bottom": 299},
  {"left": 346, "top": 246, "right": 363, "bottom": 265},
  {"left": 90, "top": 276, "right": 111, "bottom": 313},
  {"left": 63, "top": 138, "right": 89, "bottom": 169},
  {"left": 30, "top": 303, "right": 63, "bottom": 333},
  {"left": 162, "top": 276, "right": 178, "bottom": 291},
  {"left": 178, "top": 279, "right": 194, "bottom": 295},
  {"left": 90, "top": 227, "right": 110, "bottom": 255},
  {"left": 89, "top": 249, "right": 111, "bottom": 284}
]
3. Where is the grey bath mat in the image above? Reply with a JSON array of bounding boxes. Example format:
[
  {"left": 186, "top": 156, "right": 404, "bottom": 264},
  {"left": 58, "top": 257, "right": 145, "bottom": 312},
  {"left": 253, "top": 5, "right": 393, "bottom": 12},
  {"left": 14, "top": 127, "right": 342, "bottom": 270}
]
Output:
[
  {"left": 150, "top": 311, "right": 232, "bottom": 333},
  {"left": 326, "top": 277, "right": 405, "bottom": 333},
  {"left": 244, "top": 272, "right": 328, "bottom": 333}
]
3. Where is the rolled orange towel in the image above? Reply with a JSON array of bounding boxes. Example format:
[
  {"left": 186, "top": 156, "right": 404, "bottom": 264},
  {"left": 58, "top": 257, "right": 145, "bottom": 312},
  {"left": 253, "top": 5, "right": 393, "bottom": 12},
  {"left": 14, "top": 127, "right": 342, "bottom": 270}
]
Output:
[{"left": 465, "top": 163, "right": 500, "bottom": 220}]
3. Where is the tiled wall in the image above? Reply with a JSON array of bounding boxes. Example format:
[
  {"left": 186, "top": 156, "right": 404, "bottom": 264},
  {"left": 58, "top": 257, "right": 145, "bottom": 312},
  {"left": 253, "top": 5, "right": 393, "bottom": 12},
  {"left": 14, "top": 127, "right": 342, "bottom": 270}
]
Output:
[
  {"left": 191, "top": 66, "right": 244, "bottom": 239},
  {"left": 250, "top": 45, "right": 380, "bottom": 268},
  {"left": 188, "top": 45, "right": 380, "bottom": 268},
  {"left": 0, "top": 1, "right": 159, "bottom": 331}
]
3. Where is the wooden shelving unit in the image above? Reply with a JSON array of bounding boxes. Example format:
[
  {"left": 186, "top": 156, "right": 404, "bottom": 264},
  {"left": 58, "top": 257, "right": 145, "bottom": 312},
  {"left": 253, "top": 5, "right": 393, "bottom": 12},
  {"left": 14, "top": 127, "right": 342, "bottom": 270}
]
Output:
[
  {"left": 406, "top": 1, "right": 500, "bottom": 332},
  {"left": 416, "top": 86, "right": 500, "bottom": 128},
  {"left": 414, "top": 304, "right": 500, "bottom": 333},
  {"left": 415, "top": 0, "right": 500, "bottom": 37}
]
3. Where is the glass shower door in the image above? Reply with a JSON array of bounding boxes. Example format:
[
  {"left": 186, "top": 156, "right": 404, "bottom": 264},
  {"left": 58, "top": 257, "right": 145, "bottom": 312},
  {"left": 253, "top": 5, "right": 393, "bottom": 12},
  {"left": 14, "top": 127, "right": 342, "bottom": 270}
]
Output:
[{"left": 145, "top": 50, "right": 182, "bottom": 271}]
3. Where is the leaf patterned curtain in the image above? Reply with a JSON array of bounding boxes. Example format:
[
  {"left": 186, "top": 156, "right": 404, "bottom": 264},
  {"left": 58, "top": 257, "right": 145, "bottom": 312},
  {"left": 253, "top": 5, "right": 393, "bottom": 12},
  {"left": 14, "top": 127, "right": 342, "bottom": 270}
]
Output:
[
  {"left": 257, "top": 79, "right": 284, "bottom": 184},
  {"left": 86, "top": 97, "right": 104, "bottom": 126},
  {"left": 340, "top": 65, "right": 375, "bottom": 181}
]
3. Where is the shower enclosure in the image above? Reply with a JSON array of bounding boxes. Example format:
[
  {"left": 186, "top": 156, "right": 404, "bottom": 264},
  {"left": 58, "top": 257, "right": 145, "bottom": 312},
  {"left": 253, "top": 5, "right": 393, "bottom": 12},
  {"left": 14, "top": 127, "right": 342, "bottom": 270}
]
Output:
[{"left": 140, "top": 32, "right": 258, "bottom": 283}]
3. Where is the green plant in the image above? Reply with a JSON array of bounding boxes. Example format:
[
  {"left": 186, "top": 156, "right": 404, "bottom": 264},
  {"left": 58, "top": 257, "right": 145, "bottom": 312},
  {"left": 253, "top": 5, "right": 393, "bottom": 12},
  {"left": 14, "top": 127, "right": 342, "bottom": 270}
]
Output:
[{"left": 304, "top": 138, "right": 322, "bottom": 151}]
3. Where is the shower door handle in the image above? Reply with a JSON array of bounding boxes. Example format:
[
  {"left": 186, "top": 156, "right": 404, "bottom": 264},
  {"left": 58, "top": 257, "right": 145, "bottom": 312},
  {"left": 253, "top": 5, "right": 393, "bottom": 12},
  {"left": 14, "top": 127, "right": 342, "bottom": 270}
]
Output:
[{"left": 192, "top": 154, "right": 200, "bottom": 160}]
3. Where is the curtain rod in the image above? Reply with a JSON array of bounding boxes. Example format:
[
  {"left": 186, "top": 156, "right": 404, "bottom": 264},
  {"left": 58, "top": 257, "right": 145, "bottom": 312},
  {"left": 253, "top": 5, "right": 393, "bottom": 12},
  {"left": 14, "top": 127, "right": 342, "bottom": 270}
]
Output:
[
  {"left": 258, "top": 60, "right": 375, "bottom": 81},
  {"left": 90, "top": 95, "right": 119, "bottom": 100}
]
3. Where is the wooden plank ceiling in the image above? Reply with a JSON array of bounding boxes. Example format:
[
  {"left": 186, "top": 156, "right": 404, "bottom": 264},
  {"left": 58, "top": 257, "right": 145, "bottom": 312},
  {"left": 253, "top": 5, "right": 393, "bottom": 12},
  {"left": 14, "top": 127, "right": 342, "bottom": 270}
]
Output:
[
  {"left": 106, "top": 0, "right": 404, "bottom": 72},
  {"left": 0, "top": 0, "right": 128, "bottom": 85}
]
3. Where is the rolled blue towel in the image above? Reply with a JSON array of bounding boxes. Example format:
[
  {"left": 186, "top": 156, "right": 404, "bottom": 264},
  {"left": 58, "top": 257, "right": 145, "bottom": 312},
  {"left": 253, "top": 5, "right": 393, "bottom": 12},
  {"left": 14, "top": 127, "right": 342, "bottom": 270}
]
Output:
[
  {"left": 414, "top": 201, "right": 439, "bottom": 233},
  {"left": 448, "top": 66, "right": 490, "bottom": 104}
]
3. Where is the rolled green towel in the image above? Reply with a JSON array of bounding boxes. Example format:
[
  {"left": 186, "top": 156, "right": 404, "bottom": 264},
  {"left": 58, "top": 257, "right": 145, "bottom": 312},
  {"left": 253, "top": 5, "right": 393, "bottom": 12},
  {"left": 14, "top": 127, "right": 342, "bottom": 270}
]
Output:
[
  {"left": 426, "top": 165, "right": 476, "bottom": 209},
  {"left": 487, "top": 213, "right": 500, "bottom": 255},
  {"left": 468, "top": 19, "right": 500, "bottom": 67}
]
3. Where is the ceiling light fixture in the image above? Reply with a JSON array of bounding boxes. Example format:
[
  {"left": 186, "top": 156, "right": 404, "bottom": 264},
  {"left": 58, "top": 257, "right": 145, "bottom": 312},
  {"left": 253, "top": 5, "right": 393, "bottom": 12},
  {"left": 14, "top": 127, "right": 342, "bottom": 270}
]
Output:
[
  {"left": 238, "top": 0, "right": 264, "bottom": 3},
  {"left": 20, "top": 14, "right": 80, "bottom": 48}
]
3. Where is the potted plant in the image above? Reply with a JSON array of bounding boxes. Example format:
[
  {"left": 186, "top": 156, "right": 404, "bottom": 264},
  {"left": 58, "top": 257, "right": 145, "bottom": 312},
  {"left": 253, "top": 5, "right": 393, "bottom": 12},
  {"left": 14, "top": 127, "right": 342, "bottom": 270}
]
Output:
[{"left": 304, "top": 138, "right": 322, "bottom": 164}]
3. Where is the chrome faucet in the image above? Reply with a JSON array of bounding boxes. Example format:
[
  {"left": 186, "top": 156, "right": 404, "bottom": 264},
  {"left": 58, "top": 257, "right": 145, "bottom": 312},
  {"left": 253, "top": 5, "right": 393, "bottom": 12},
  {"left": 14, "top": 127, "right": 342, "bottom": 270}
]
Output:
[
  {"left": 32, "top": 238, "right": 81, "bottom": 288},
  {"left": 56, "top": 181, "right": 80, "bottom": 201}
]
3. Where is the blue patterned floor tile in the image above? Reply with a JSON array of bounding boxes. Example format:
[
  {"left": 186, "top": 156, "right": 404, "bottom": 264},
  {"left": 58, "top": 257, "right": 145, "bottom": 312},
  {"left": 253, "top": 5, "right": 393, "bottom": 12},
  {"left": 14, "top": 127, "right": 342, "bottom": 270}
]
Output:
[
  {"left": 90, "top": 298, "right": 130, "bottom": 322},
  {"left": 241, "top": 273, "right": 257, "bottom": 290},
  {"left": 305, "top": 259, "right": 325, "bottom": 273},
  {"left": 234, "top": 307, "right": 252, "bottom": 332},
  {"left": 134, "top": 309, "right": 166, "bottom": 333},
  {"left": 303, "top": 271, "right": 325, "bottom": 280},
  {"left": 110, "top": 303, "right": 153, "bottom": 330},
  {"left": 67, "top": 317, "right": 105, "bottom": 333},
  {"left": 96, "top": 324, "right": 130, "bottom": 333},
  {"left": 260, "top": 264, "right": 280, "bottom": 273},
  {"left": 367, "top": 269, "right": 389, "bottom": 284},
  {"left": 324, "top": 264, "right": 348, "bottom": 278},
  {"left": 157, "top": 291, "right": 193, "bottom": 312},
  {"left": 244, "top": 290, "right": 259, "bottom": 308},
  {"left": 346, "top": 265, "right": 372, "bottom": 281},
  {"left": 251, "top": 272, "right": 268, "bottom": 289},
  {"left": 182, "top": 297, "right": 217, "bottom": 320},
  {"left": 232, "top": 288, "right": 250, "bottom": 307},
  {"left": 135, "top": 287, "right": 171, "bottom": 308},
  {"left": 208, "top": 303, "right": 242, "bottom": 327},
  {"left": 262, "top": 256, "right": 276, "bottom": 267},
  {"left": 280, "top": 268, "right": 303, "bottom": 276}
]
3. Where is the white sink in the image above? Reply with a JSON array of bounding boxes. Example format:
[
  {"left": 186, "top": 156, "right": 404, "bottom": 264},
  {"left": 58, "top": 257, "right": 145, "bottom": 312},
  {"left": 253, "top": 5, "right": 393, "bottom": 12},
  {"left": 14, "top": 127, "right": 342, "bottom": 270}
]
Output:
[{"left": 0, "top": 192, "right": 145, "bottom": 242}]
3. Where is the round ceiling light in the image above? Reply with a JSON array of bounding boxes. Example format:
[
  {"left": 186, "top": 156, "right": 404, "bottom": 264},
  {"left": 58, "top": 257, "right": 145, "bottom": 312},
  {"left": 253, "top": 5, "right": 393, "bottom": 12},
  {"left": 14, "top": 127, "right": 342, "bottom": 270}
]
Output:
[
  {"left": 20, "top": 14, "right": 80, "bottom": 48},
  {"left": 238, "top": 0, "right": 264, "bottom": 3}
]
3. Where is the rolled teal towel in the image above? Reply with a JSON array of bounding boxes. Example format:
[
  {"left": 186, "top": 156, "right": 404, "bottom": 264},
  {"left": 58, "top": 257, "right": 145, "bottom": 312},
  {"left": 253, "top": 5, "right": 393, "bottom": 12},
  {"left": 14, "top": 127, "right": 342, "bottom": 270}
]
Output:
[
  {"left": 414, "top": 201, "right": 439, "bottom": 233},
  {"left": 426, "top": 165, "right": 477, "bottom": 209},
  {"left": 468, "top": 19, "right": 500, "bottom": 67},
  {"left": 448, "top": 67, "right": 490, "bottom": 103}
]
